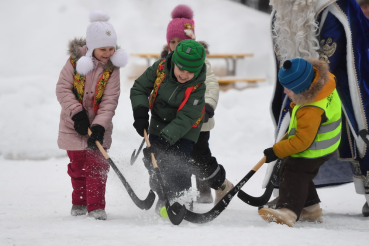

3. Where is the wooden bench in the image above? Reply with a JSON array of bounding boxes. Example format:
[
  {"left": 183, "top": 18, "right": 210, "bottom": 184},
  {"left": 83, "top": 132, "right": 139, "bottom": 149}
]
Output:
[
  {"left": 130, "top": 53, "right": 253, "bottom": 76},
  {"left": 217, "top": 78, "right": 266, "bottom": 84},
  {"left": 217, "top": 78, "right": 266, "bottom": 91}
]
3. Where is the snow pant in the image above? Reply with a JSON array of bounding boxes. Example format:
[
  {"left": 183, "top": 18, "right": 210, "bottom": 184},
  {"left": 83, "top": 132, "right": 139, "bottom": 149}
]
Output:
[
  {"left": 189, "top": 131, "right": 226, "bottom": 189},
  {"left": 67, "top": 150, "right": 110, "bottom": 212},
  {"left": 143, "top": 134, "right": 194, "bottom": 201},
  {"left": 276, "top": 152, "right": 335, "bottom": 217}
]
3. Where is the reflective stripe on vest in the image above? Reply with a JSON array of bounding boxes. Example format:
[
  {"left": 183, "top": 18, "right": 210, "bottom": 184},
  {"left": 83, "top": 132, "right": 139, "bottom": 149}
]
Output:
[{"left": 287, "top": 88, "right": 342, "bottom": 159}]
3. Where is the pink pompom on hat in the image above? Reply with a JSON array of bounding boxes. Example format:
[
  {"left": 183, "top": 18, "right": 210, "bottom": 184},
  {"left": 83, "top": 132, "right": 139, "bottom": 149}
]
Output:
[{"left": 166, "top": 5, "right": 196, "bottom": 48}]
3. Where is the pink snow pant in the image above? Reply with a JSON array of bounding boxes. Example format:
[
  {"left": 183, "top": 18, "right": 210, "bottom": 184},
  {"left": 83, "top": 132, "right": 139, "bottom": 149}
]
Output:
[{"left": 67, "top": 150, "right": 110, "bottom": 212}]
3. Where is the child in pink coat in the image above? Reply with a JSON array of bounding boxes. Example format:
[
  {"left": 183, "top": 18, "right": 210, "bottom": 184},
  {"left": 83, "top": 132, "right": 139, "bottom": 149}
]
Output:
[{"left": 56, "top": 10, "right": 128, "bottom": 220}]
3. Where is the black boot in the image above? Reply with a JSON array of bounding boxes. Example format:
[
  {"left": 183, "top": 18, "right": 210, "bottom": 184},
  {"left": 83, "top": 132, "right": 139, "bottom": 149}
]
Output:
[{"left": 363, "top": 202, "right": 369, "bottom": 217}]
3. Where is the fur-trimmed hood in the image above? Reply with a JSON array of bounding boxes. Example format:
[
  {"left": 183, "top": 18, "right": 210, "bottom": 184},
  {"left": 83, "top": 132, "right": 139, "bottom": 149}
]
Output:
[
  {"left": 68, "top": 37, "right": 128, "bottom": 75},
  {"left": 160, "top": 41, "right": 210, "bottom": 59},
  {"left": 292, "top": 58, "right": 334, "bottom": 105}
]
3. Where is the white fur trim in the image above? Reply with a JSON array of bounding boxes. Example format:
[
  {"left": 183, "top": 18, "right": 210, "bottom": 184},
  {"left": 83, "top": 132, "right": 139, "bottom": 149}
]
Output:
[
  {"left": 328, "top": 4, "right": 367, "bottom": 156},
  {"left": 353, "top": 176, "right": 365, "bottom": 194},
  {"left": 76, "top": 56, "right": 94, "bottom": 75},
  {"left": 89, "top": 10, "right": 110, "bottom": 22},
  {"left": 110, "top": 49, "right": 128, "bottom": 68}
]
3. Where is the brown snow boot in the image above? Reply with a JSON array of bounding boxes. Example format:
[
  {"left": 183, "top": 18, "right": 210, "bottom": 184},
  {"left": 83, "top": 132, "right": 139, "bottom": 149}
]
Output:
[
  {"left": 299, "top": 203, "right": 323, "bottom": 223},
  {"left": 214, "top": 179, "right": 234, "bottom": 205},
  {"left": 258, "top": 196, "right": 279, "bottom": 210},
  {"left": 71, "top": 205, "right": 87, "bottom": 216},
  {"left": 259, "top": 207, "right": 297, "bottom": 227},
  {"left": 196, "top": 177, "right": 213, "bottom": 203}
]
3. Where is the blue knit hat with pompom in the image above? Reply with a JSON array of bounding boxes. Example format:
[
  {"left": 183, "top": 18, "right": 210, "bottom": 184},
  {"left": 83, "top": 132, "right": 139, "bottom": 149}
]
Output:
[{"left": 278, "top": 58, "right": 315, "bottom": 94}]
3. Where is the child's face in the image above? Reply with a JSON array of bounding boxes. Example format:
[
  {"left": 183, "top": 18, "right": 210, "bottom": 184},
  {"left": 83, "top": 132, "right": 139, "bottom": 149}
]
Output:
[
  {"left": 93, "top": 46, "right": 115, "bottom": 63},
  {"left": 169, "top": 37, "right": 182, "bottom": 52},
  {"left": 174, "top": 64, "right": 194, "bottom": 83},
  {"left": 284, "top": 87, "right": 296, "bottom": 101}
]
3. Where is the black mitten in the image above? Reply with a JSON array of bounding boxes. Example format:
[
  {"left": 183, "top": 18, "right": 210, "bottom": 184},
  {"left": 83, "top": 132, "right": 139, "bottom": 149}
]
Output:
[
  {"left": 72, "top": 109, "right": 90, "bottom": 135},
  {"left": 143, "top": 136, "right": 170, "bottom": 158},
  {"left": 87, "top": 125, "right": 105, "bottom": 150},
  {"left": 133, "top": 107, "right": 149, "bottom": 137},
  {"left": 263, "top": 147, "right": 278, "bottom": 163},
  {"left": 203, "top": 103, "right": 214, "bottom": 123}
]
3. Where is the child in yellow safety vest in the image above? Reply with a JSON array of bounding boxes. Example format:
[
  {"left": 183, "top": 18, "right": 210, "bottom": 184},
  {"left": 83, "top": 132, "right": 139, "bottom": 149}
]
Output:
[{"left": 259, "top": 58, "right": 342, "bottom": 227}]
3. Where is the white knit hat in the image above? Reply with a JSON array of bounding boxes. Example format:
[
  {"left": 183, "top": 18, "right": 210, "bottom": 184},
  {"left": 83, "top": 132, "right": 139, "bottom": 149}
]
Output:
[{"left": 76, "top": 10, "right": 128, "bottom": 75}]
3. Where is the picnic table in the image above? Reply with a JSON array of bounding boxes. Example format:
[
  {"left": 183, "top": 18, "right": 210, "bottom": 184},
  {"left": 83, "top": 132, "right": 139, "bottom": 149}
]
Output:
[{"left": 130, "top": 53, "right": 253, "bottom": 76}]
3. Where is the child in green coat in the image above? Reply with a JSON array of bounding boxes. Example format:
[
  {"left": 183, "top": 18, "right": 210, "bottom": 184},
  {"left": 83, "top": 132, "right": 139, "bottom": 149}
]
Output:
[{"left": 130, "top": 39, "right": 206, "bottom": 213}]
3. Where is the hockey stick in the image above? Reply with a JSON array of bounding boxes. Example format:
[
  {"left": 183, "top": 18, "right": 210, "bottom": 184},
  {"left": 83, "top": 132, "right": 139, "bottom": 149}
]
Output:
[
  {"left": 236, "top": 133, "right": 288, "bottom": 207},
  {"left": 130, "top": 139, "right": 145, "bottom": 165},
  {"left": 171, "top": 156, "right": 267, "bottom": 224},
  {"left": 143, "top": 130, "right": 186, "bottom": 225},
  {"left": 237, "top": 160, "right": 279, "bottom": 207},
  {"left": 88, "top": 128, "right": 156, "bottom": 210}
]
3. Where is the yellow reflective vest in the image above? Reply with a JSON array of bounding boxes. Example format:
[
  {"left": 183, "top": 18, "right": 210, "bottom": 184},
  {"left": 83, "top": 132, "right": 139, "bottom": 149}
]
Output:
[{"left": 288, "top": 89, "right": 342, "bottom": 158}]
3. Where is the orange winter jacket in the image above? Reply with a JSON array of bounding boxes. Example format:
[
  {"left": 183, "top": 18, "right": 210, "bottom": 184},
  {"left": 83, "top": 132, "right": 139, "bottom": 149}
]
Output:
[{"left": 273, "top": 72, "right": 337, "bottom": 159}]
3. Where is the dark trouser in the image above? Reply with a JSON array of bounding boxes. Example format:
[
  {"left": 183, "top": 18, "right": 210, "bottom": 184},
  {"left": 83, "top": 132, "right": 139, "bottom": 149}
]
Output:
[
  {"left": 144, "top": 134, "right": 194, "bottom": 201},
  {"left": 67, "top": 150, "right": 110, "bottom": 212},
  {"left": 276, "top": 153, "right": 335, "bottom": 217},
  {"left": 190, "top": 131, "right": 226, "bottom": 189}
]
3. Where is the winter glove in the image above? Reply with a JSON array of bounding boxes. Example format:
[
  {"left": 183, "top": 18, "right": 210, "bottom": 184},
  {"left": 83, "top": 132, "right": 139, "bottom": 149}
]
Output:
[
  {"left": 263, "top": 147, "right": 278, "bottom": 163},
  {"left": 203, "top": 103, "right": 214, "bottom": 123},
  {"left": 72, "top": 109, "right": 90, "bottom": 135},
  {"left": 87, "top": 125, "right": 105, "bottom": 150},
  {"left": 133, "top": 107, "right": 149, "bottom": 137},
  {"left": 142, "top": 136, "right": 170, "bottom": 160}
]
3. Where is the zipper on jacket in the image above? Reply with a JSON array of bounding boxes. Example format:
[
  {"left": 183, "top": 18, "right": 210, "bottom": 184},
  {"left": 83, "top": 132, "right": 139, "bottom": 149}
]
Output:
[{"left": 168, "top": 85, "right": 180, "bottom": 102}]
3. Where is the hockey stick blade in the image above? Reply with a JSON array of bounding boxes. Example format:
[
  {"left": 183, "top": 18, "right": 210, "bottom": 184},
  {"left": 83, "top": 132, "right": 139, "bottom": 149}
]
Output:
[
  {"left": 171, "top": 169, "right": 258, "bottom": 224},
  {"left": 154, "top": 168, "right": 186, "bottom": 225},
  {"left": 236, "top": 158, "right": 282, "bottom": 207},
  {"left": 88, "top": 128, "right": 155, "bottom": 210},
  {"left": 171, "top": 157, "right": 267, "bottom": 223},
  {"left": 237, "top": 180, "right": 274, "bottom": 207},
  {"left": 108, "top": 158, "right": 156, "bottom": 210},
  {"left": 130, "top": 139, "right": 145, "bottom": 165}
]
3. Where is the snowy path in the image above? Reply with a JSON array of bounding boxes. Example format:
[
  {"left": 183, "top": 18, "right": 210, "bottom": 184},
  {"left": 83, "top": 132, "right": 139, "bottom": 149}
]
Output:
[{"left": 1, "top": 156, "right": 368, "bottom": 246}]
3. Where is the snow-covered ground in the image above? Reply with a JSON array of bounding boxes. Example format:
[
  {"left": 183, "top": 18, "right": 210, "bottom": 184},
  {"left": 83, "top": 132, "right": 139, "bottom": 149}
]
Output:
[{"left": 1, "top": 0, "right": 368, "bottom": 245}]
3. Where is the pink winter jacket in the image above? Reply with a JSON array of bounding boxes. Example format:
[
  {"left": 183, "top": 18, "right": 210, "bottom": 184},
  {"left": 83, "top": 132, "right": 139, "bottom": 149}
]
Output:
[{"left": 56, "top": 39, "right": 120, "bottom": 150}]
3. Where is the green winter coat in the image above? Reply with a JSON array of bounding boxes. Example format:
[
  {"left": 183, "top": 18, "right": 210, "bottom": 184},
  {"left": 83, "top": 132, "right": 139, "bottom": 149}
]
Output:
[{"left": 130, "top": 52, "right": 206, "bottom": 145}]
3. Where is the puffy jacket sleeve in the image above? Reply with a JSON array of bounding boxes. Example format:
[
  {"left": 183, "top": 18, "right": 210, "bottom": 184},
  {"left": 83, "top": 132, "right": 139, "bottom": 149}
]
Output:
[
  {"left": 204, "top": 59, "right": 219, "bottom": 110},
  {"left": 130, "top": 60, "right": 161, "bottom": 110},
  {"left": 92, "top": 67, "right": 121, "bottom": 128},
  {"left": 56, "top": 58, "right": 83, "bottom": 117},
  {"left": 273, "top": 106, "right": 324, "bottom": 158},
  {"left": 161, "top": 84, "right": 206, "bottom": 145}
]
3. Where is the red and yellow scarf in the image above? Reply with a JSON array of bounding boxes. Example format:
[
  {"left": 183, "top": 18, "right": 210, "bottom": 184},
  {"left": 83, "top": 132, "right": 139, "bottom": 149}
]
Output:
[
  {"left": 149, "top": 59, "right": 204, "bottom": 127},
  {"left": 70, "top": 57, "right": 113, "bottom": 114}
]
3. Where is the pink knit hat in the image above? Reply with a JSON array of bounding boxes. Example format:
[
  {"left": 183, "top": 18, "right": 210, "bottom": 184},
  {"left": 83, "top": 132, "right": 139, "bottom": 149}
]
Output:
[{"left": 166, "top": 5, "right": 195, "bottom": 48}]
